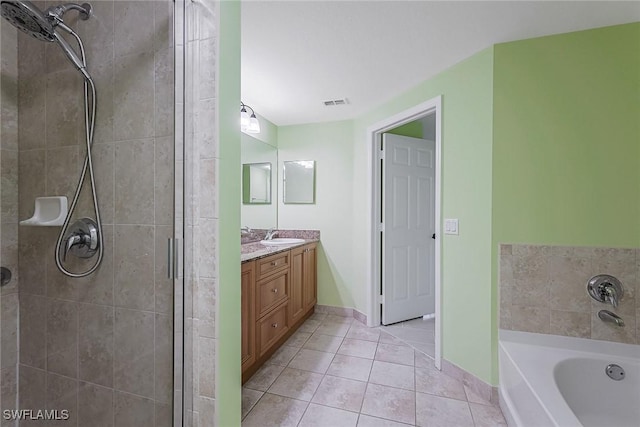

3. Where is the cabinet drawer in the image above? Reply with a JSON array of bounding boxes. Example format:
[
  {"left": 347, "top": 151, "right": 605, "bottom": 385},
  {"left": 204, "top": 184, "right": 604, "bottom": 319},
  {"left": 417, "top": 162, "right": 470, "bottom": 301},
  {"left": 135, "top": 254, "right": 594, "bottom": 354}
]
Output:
[
  {"left": 257, "top": 271, "right": 288, "bottom": 318},
  {"left": 257, "top": 303, "right": 289, "bottom": 357},
  {"left": 256, "top": 251, "right": 290, "bottom": 280}
]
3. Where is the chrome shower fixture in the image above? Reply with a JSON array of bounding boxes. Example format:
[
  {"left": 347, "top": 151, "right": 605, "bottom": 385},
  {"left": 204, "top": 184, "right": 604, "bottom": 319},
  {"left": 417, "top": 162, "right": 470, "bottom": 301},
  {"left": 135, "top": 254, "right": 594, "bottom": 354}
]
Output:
[
  {"left": 0, "top": 1, "right": 92, "bottom": 79},
  {"left": 1, "top": 0, "right": 104, "bottom": 278}
]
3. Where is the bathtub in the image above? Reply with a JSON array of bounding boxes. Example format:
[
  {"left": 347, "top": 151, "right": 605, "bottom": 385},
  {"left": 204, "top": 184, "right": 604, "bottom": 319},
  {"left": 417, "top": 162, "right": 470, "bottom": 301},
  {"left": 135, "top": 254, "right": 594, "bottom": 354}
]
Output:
[{"left": 499, "top": 330, "right": 640, "bottom": 427}]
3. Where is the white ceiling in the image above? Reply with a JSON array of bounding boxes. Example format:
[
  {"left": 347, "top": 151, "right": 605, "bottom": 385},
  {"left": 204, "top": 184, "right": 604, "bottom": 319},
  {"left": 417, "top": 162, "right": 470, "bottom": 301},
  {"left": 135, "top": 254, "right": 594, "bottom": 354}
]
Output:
[{"left": 241, "top": 1, "right": 640, "bottom": 126}]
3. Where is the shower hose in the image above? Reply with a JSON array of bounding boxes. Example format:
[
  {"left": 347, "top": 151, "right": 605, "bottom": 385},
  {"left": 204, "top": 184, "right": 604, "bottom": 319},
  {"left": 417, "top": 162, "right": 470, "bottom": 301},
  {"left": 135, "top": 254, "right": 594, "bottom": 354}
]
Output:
[{"left": 53, "top": 27, "right": 104, "bottom": 278}]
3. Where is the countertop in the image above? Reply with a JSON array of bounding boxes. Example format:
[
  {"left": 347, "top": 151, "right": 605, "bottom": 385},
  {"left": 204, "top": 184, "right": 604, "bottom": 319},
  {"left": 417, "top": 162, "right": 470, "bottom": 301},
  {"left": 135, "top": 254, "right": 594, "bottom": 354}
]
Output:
[{"left": 241, "top": 239, "right": 319, "bottom": 263}]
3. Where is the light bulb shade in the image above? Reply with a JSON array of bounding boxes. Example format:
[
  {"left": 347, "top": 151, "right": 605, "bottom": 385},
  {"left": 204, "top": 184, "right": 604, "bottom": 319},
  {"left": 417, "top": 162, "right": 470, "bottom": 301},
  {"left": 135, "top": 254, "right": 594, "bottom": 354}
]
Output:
[
  {"left": 247, "top": 114, "right": 261, "bottom": 134},
  {"left": 240, "top": 108, "right": 250, "bottom": 128}
]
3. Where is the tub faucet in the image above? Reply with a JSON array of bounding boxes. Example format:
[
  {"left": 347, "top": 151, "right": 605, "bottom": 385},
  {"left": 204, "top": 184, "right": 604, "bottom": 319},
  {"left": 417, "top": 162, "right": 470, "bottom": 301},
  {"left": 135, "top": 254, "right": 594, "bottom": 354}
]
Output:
[
  {"left": 265, "top": 228, "right": 278, "bottom": 240},
  {"left": 598, "top": 310, "right": 625, "bottom": 327}
]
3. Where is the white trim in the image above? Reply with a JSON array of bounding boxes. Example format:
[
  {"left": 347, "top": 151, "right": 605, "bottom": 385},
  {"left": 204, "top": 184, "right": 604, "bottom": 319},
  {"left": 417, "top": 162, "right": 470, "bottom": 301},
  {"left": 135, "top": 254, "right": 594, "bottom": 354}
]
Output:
[{"left": 366, "top": 96, "right": 443, "bottom": 370}]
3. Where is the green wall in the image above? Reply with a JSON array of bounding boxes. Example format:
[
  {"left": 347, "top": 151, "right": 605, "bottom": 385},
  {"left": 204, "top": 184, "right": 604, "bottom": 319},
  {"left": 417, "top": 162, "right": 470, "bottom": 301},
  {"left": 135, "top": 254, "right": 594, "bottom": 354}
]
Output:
[
  {"left": 218, "top": 0, "right": 241, "bottom": 425},
  {"left": 387, "top": 120, "right": 423, "bottom": 138},
  {"left": 352, "top": 48, "right": 496, "bottom": 383},
  {"left": 491, "top": 22, "right": 640, "bottom": 382}
]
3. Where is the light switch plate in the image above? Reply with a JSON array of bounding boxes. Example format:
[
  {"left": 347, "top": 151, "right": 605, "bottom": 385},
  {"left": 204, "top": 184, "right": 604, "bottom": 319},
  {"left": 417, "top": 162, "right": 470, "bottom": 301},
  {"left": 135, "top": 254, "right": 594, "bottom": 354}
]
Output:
[{"left": 444, "top": 218, "right": 459, "bottom": 235}]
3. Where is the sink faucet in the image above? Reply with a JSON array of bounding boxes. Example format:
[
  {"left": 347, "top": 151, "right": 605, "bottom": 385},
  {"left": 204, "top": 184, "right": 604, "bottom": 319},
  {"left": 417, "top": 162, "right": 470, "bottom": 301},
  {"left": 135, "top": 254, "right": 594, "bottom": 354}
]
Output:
[
  {"left": 598, "top": 310, "right": 625, "bottom": 327},
  {"left": 241, "top": 226, "right": 252, "bottom": 235},
  {"left": 265, "top": 228, "right": 278, "bottom": 240}
]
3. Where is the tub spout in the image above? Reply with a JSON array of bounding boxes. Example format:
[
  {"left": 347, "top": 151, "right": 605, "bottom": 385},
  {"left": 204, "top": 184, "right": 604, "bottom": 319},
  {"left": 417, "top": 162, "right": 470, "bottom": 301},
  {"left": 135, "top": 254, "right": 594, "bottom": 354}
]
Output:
[{"left": 598, "top": 310, "right": 624, "bottom": 327}]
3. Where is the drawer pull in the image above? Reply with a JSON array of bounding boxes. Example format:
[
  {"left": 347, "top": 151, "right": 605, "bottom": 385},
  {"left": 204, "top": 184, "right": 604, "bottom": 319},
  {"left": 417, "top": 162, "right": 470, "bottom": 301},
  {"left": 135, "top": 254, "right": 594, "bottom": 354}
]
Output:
[
  {"left": 271, "top": 261, "right": 278, "bottom": 266},
  {"left": 272, "top": 288, "right": 278, "bottom": 293},
  {"left": 271, "top": 323, "right": 278, "bottom": 328}
]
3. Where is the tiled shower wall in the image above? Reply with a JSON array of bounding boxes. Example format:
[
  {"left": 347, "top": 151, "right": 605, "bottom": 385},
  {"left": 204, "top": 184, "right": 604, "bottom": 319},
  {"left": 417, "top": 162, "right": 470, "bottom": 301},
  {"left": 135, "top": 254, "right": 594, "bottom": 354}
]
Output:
[
  {"left": 15, "top": 1, "right": 175, "bottom": 426},
  {"left": 499, "top": 244, "right": 639, "bottom": 345},
  {"left": 1, "top": 19, "right": 19, "bottom": 426}
]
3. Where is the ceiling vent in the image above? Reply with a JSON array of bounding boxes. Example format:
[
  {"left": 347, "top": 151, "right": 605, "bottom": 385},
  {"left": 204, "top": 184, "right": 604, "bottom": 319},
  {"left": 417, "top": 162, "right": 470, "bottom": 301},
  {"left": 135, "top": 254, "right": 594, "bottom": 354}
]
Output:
[{"left": 323, "top": 98, "right": 349, "bottom": 106}]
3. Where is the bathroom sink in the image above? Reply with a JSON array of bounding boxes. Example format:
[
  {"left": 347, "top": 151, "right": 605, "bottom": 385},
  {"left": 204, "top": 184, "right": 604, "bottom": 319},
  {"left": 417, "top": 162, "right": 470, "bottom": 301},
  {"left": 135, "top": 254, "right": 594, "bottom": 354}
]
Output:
[{"left": 260, "top": 238, "right": 305, "bottom": 246}]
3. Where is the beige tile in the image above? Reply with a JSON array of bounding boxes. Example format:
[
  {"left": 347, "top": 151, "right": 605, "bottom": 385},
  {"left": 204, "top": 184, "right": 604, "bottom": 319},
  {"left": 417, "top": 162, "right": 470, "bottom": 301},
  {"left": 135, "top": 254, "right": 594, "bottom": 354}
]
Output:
[
  {"left": 325, "top": 314, "right": 354, "bottom": 324},
  {"left": 18, "top": 76, "right": 46, "bottom": 150},
  {"left": 114, "top": 52, "right": 155, "bottom": 141},
  {"left": 19, "top": 365, "right": 45, "bottom": 410},
  {"left": 199, "top": 337, "right": 216, "bottom": 398},
  {"left": 415, "top": 366, "right": 467, "bottom": 401},
  {"left": 311, "top": 375, "right": 367, "bottom": 412},
  {"left": 45, "top": 69, "right": 82, "bottom": 147},
  {"left": 288, "top": 349, "right": 335, "bottom": 374},
  {"left": 0, "top": 294, "right": 18, "bottom": 369},
  {"left": 268, "top": 367, "right": 323, "bottom": 401},
  {"left": 155, "top": 314, "right": 173, "bottom": 403},
  {"left": 357, "top": 414, "right": 412, "bottom": 426},
  {"left": 154, "top": 0, "right": 173, "bottom": 51},
  {"left": 285, "top": 330, "right": 312, "bottom": 348},
  {"left": 91, "top": 59, "right": 115, "bottom": 144},
  {"left": 155, "top": 136, "right": 174, "bottom": 225},
  {"left": 470, "top": 402, "right": 507, "bottom": 427},
  {"left": 114, "top": 138, "right": 155, "bottom": 224},
  {"left": 303, "top": 333, "right": 344, "bottom": 353},
  {"left": 316, "top": 321, "right": 351, "bottom": 337},
  {"left": 346, "top": 325, "right": 380, "bottom": 342},
  {"left": 198, "top": 396, "right": 216, "bottom": 427},
  {"left": 17, "top": 149, "right": 45, "bottom": 221},
  {"left": 114, "top": 391, "right": 155, "bottom": 427},
  {"left": 78, "top": 303, "right": 114, "bottom": 388},
  {"left": 19, "top": 294, "right": 47, "bottom": 369},
  {"left": 196, "top": 278, "right": 216, "bottom": 338},
  {"left": 198, "top": 219, "right": 218, "bottom": 278},
  {"left": 46, "top": 146, "right": 79, "bottom": 199},
  {"left": 591, "top": 310, "right": 635, "bottom": 344},
  {"left": 327, "top": 354, "right": 373, "bottom": 382},
  {"left": 512, "top": 244, "right": 551, "bottom": 258},
  {"left": 46, "top": 299, "right": 78, "bottom": 378},
  {"left": 381, "top": 325, "right": 432, "bottom": 343},
  {"left": 299, "top": 403, "right": 359, "bottom": 427},
  {"left": 298, "top": 319, "right": 322, "bottom": 333},
  {"left": 1, "top": 367, "right": 18, "bottom": 413},
  {"left": 75, "top": 224, "right": 114, "bottom": 306},
  {"left": 241, "top": 388, "right": 263, "bottom": 420},
  {"left": 78, "top": 142, "right": 115, "bottom": 225},
  {"left": 407, "top": 341, "right": 435, "bottom": 358},
  {"left": 46, "top": 373, "right": 77, "bottom": 427},
  {"left": 308, "top": 312, "right": 327, "bottom": 322},
  {"left": 114, "top": 1, "right": 155, "bottom": 57},
  {"left": 374, "top": 343, "right": 414, "bottom": 366},
  {"left": 415, "top": 392, "right": 473, "bottom": 427},
  {"left": 637, "top": 307, "right": 640, "bottom": 344},
  {"left": 242, "top": 393, "right": 307, "bottom": 427},
  {"left": 244, "top": 364, "right": 285, "bottom": 392},
  {"left": 337, "top": 339, "right": 378, "bottom": 359},
  {"left": 360, "top": 383, "right": 415, "bottom": 425},
  {"left": 550, "top": 310, "right": 591, "bottom": 338},
  {"left": 114, "top": 225, "right": 154, "bottom": 311},
  {"left": 415, "top": 350, "right": 434, "bottom": 369},
  {"left": 550, "top": 246, "right": 594, "bottom": 259},
  {"left": 549, "top": 256, "right": 593, "bottom": 312},
  {"left": 196, "top": 98, "right": 217, "bottom": 159},
  {"left": 369, "top": 361, "right": 414, "bottom": 391},
  {"left": 464, "top": 385, "right": 492, "bottom": 406},
  {"left": 378, "top": 331, "right": 409, "bottom": 347},
  {"left": 499, "top": 244, "right": 512, "bottom": 255},
  {"left": 155, "top": 47, "right": 174, "bottom": 138},
  {"left": 114, "top": 308, "right": 154, "bottom": 398},
  {"left": 505, "top": 305, "right": 550, "bottom": 334},
  {"left": 0, "top": 150, "right": 18, "bottom": 224},
  {"left": 511, "top": 276, "right": 549, "bottom": 308},
  {"left": 78, "top": 382, "right": 113, "bottom": 427},
  {"left": 267, "top": 345, "right": 299, "bottom": 367}
]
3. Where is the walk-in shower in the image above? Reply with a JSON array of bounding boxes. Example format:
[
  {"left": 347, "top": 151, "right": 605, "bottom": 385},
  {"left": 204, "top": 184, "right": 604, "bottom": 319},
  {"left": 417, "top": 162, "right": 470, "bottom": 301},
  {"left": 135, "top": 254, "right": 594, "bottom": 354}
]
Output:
[{"left": 1, "top": 0, "right": 103, "bottom": 277}]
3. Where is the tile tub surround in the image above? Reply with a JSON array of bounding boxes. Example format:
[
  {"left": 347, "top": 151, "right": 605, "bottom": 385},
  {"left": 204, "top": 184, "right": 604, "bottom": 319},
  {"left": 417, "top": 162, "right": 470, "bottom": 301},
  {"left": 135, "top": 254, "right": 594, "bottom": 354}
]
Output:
[
  {"left": 15, "top": 1, "right": 176, "bottom": 426},
  {"left": 499, "top": 244, "right": 639, "bottom": 345},
  {"left": 242, "top": 313, "right": 507, "bottom": 426}
]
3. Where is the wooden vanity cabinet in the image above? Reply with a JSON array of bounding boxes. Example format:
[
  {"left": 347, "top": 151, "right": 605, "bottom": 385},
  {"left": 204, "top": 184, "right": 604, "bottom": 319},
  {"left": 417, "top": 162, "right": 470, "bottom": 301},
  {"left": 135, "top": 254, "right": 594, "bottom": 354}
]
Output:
[{"left": 242, "top": 242, "right": 317, "bottom": 382}]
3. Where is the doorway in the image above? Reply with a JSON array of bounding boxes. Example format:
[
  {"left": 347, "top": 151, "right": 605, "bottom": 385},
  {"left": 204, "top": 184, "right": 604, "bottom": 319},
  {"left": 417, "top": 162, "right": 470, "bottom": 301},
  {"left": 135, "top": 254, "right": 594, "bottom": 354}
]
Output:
[{"left": 368, "top": 96, "right": 442, "bottom": 369}]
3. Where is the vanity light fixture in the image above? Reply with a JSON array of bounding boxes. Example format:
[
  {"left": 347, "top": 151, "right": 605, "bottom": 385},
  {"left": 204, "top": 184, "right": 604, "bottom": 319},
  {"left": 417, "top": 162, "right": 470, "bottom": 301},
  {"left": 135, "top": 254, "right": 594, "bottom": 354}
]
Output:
[{"left": 240, "top": 102, "right": 261, "bottom": 134}]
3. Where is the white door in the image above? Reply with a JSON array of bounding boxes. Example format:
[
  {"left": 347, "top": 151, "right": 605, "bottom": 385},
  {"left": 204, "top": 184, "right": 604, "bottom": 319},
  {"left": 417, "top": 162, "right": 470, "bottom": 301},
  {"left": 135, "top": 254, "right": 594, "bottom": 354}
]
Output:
[{"left": 382, "top": 133, "right": 436, "bottom": 325}]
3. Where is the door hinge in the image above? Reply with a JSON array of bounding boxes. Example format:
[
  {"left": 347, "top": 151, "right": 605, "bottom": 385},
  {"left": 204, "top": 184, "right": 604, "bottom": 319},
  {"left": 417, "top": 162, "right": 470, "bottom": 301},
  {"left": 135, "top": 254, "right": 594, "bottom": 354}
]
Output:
[
  {"left": 379, "top": 148, "right": 385, "bottom": 160},
  {"left": 378, "top": 294, "right": 385, "bottom": 305},
  {"left": 377, "top": 223, "right": 385, "bottom": 232},
  {"left": 167, "top": 238, "right": 181, "bottom": 279}
]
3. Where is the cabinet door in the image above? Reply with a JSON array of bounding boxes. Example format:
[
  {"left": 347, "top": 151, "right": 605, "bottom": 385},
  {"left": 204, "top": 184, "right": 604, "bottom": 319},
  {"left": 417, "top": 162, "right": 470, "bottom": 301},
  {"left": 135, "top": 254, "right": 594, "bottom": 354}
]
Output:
[
  {"left": 289, "top": 246, "right": 305, "bottom": 324},
  {"left": 241, "top": 261, "right": 256, "bottom": 372},
  {"left": 303, "top": 243, "right": 317, "bottom": 312}
]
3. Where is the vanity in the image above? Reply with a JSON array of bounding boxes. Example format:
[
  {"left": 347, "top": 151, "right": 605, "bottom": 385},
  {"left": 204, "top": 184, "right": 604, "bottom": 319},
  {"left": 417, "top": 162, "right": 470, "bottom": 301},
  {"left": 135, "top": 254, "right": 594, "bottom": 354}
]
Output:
[{"left": 241, "top": 237, "right": 318, "bottom": 382}]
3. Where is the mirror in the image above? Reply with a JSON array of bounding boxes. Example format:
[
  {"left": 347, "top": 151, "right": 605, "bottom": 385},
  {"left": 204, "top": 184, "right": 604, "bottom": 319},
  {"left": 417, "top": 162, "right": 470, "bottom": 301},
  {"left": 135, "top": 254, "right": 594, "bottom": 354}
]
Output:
[
  {"left": 242, "top": 163, "right": 271, "bottom": 204},
  {"left": 241, "top": 134, "right": 277, "bottom": 228},
  {"left": 283, "top": 160, "right": 316, "bottom": 204}
]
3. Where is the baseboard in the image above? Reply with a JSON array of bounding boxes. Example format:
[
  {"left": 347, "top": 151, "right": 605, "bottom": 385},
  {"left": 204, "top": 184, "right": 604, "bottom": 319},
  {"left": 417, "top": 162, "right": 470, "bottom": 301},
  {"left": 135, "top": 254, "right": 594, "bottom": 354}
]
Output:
[
  {"left": 315, "top": 304, "right": 368, "bottom": 325},
  {"left": 441, "top": 359, "right": 499, "bottom": 406}
]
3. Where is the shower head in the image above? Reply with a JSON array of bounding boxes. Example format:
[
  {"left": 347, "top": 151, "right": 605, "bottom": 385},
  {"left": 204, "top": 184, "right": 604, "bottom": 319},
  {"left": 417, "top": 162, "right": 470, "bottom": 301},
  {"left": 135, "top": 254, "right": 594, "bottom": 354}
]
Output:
[{"left": 0, "top": 0, "right": 56, "bottom": 41}]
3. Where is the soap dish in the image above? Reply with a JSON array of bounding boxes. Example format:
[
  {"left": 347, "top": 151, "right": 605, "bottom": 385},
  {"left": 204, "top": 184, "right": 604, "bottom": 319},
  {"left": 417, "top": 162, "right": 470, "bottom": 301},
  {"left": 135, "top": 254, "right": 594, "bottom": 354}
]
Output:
[{"left": 20, "top": 196, "right": 68, "bottom": 226}]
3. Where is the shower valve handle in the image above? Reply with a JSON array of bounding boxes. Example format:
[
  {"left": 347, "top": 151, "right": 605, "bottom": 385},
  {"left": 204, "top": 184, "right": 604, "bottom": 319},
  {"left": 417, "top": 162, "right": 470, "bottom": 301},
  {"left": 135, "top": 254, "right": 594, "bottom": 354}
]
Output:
[{"left": 64, "top": 233, "right": 84, "bottom": 262}]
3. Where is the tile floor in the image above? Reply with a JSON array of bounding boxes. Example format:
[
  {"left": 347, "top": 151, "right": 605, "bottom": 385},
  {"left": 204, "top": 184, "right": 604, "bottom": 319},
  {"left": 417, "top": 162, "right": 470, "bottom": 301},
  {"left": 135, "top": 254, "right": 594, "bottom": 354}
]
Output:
[
  {"left": 242, "top": 313, "right": 507, "bottom": 426},
  {"left": 382, "top": 317, "right": 436, "bottom": 358}
]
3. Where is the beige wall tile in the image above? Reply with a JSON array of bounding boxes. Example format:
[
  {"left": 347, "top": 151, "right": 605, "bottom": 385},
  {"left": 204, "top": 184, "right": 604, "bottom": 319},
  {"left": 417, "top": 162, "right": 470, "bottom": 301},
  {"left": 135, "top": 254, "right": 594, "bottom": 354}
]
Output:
[
  {"left": 19, "top": 365, "right": 45, "bottom": 410},
  {"left": 549, "top": 310, "right": 590, "bottom": 338},
  {"left": 18, "top": 149, "right": 45, "bottom": 220},
  {"left": 507, "top": 305, "right": 550, "bottom": 334},
  {"left": 155, "top": 136, "right": 174, "bottom": 225},
  {"left": 114, "top": 391, "right": 155, "bottom": 427},
  {"left": 1, "top": 150, "right": 18, "bottom": 224},
  {"left": 78, "top": 303, "right": 114, "bottom": 388},
  {"left": 0, "top": 294, "right": 18, "bottom": 369},
  {"left": 46, "top": 373, "right": 77, "bottom": 427},
  {"left": 155, "top": 314, "right": 173, "bottom": 404},
  {"left": 78, "top": 382, "right": 114, "bottom": 427},
  {"left": 76, "top": 225, "right": 114, "bottom": 306},
  {"left": 46, "top": 146, "right": 80, "bottom": 198},
  {"left": 155, "top": 48, "right": 174, "bottom": 138},
  {"left": 549, "top": 256, "right": 593, "bottom": 312},
  {"left": 0, "top": 224, "right": 18, "bottom": 295},
  {"left": 114, "top": 225, "right": 154, "bottom": 311},
  {"left": 198, "top": 337, "right": 216, "bottom": 399},
  {"left": 196, "top": 278, "right": 216, "bottom": 338},
  {"left": 46, "top": 299, "right": 78, "bottom": 378},
  {"left": 17, "top": 77, "right": 46, "bottom": 150},
  {"left": 19, "top": 294, "right": 47, "bottom": 369},
  {"left": 114, "top": 139, "right": 155, "bottom": 224},
  {"left": 114, "top": 308, "right": 155, "bottom": 398},
  {"left": 45, "top": 70, "right": 83, "bottom": 147},
  {"left": 1, "top": 366, "right": 18, "bottom": 413},
  {"left": 114, "top": 52, "right": 155, "bottom": 141},
  {"left": 114, "top": 1, "right": 155, "bottom": 58}
]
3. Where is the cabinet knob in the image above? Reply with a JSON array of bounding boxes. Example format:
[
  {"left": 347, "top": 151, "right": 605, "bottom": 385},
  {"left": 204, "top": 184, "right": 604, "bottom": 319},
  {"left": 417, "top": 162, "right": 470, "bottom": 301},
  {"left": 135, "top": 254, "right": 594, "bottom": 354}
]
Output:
[
  {"left": 272, "top": 288, "right": 278, "bottom": 293},
  {"left": 271, "top": 323, "right": 278, "bottom": 328},
  {"left": 271, "top": 261, "right": 278, "bottom": 266}
]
